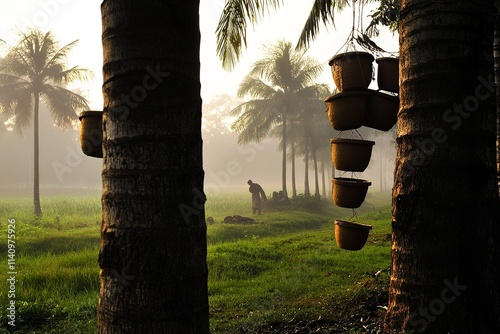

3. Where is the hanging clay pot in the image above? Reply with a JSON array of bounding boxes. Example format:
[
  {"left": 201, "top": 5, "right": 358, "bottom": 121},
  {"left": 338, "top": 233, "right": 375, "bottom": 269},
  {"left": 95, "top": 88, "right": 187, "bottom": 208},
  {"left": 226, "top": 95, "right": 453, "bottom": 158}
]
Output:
[
  {"left": 331, "top": 177, "right": 371, "bottom": 208},
  {"left": 376, "top": 57, "right": 399, "bottom": 93},
  {"left": 364, "top": 89, "right": 399, "bottom": 131},
  {"left": 334, "top": 219, "right": 372, "bottom": 251},
  {"left": 328, "top": 51, "right": 374, "bottom": 92},
  {"left": 79, "top": 111, "right": 103, "bottom": 158},
  {"left": 330, "top": 138, "right": 375, "bottom": 172},
  {"left": 324, "top": 91, "right": 369, "bottom": 131}
]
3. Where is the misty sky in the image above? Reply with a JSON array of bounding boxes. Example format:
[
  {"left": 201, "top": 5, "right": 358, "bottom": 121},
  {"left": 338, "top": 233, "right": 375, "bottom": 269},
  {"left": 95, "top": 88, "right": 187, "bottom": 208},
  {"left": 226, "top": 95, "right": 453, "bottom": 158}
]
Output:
[{"left": 0, "top": 1, "right": 399, "bottom": 195}]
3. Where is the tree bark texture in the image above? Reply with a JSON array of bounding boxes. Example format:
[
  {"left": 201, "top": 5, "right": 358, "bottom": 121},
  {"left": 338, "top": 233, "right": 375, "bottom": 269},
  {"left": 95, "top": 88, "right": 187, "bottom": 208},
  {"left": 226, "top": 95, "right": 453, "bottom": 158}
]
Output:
[
  {"left": 495, "top": 11, "right": 500, "bottom": 193},
  {"left": 98, "top": 1, "right": 209, "bottom": 333},
  {"left": 386, "top": 0, "right": 500, "bottom": 333}
]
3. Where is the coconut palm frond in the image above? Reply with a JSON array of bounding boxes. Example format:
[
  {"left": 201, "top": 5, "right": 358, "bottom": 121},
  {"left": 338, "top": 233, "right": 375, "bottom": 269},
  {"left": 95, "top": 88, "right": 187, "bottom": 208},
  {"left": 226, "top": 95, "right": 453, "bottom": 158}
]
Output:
[
  {"left": 295, "top": 84, "right": 331, "bottom": 100},
  {"left": 0, "top": 84, "right": 35, "bottom": 132},
  {"left": 11, "top": 93, "right": 34, "bottom": 133},
  {"left": 291, "top": 61, "right": 325, "bottom": 90},
  {"left": 215, "top": 0, "right": 247, "bottom": 71},
  {"left": 230, "top": 99, "right": 271, "bottom": 116},
  {"left": 0, "top": 79, "right": 32, "bottom": 113},
  {"left": 237, "top": 76, "right": 278, "bottom": 100},
  {"left": 44, "top": 38, "right": 79, "bottom": 69},
  {"left": 47, "top": 66, "right": 93, "bottom": 85},
  {"left": 232, "top": 107, "right": 273, "bottom": 143},
  {"left": 42, "top": 85, "right": 89, "bottom": 128},
  {"left": 296, "top": 0, "right": 352, "bottom": 50},
  {"left": 249, "top": 58, "right": 274, "bottom": 84},
  {"left": 216, "top": 0, "right": 283, "bottom": 70},
  {"left": 0, "top": 50, "right": 34, "bottom": 78}
]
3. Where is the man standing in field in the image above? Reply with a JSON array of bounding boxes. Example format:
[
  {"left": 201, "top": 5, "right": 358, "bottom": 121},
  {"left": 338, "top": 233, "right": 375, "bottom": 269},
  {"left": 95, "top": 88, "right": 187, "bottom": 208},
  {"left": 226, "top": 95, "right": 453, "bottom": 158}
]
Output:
[{"left": 247, "top": 180, "right": 266, "bottom": 215}]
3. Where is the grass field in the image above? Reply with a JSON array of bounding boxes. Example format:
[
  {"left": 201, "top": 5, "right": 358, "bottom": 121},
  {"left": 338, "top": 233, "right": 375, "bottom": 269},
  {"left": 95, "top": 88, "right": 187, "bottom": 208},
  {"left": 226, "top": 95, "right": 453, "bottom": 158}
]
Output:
[{"left": 0, "top": 191, "right": 392, "bottom": 333}]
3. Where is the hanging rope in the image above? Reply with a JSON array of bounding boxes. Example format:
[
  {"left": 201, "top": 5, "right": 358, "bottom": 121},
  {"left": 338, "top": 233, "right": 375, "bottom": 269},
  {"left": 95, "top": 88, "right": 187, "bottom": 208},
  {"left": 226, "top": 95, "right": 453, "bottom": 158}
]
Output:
[{"left": 331, "top": 0, "right": 387, "bottom": 56}]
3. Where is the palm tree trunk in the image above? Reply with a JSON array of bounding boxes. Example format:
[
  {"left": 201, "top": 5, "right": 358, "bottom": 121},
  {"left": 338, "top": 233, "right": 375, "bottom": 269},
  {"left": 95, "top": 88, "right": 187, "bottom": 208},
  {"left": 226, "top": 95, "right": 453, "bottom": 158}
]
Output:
[
  {"left": 321, "top": 150, "right": 326, "bottom": 198},
  {"left": 379, "top": 147, "right": 383, "bottom": 192},
  {"left": 291, "top": 122, "right": 297, "bottom": 198},
  {"left": 98, "top": 0, "right": 209, "bottom": 333},
  {"left": 386, "top": 1, "right": 499, "bottom": 332},
  {"left": 281, "top": 108, "right": 288, "bottom": 197},
  {"left": 495, "top": 11, "right": 500, "bottom": 193},
  {"left": 312, "top": 142, "right": 319, "bottom": 197},
  {"left": 33, "top": 92, "right": 42, "bottom": 216},
  {"left": 331, "top": 164, "right": 335, "bottom": 196},
  {"left": 304, "top": 137, "right": 310, "bottom": 196}
]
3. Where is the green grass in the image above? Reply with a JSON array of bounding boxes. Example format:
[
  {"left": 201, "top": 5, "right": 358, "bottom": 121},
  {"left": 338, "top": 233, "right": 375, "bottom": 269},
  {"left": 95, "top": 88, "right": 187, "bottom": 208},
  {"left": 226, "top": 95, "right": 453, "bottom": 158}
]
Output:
[
  {"left": 207, "top": 200, "right": 392, "bottom": 333},
  {"left": 0, "top": 192, "right": 392, "bottom": 333}
]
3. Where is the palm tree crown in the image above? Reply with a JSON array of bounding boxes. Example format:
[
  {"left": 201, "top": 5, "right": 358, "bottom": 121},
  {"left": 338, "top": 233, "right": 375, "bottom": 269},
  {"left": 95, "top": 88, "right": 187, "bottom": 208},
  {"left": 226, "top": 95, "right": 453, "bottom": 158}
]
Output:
[
  {"left": 230, "top": 40, "right": 329, "bottom": 197},
  {"left": 0, "top": 29, "right": 90, "bottom": 131},
  {"left": 0, "top": 29, "right": 91, "bottom": 215}
]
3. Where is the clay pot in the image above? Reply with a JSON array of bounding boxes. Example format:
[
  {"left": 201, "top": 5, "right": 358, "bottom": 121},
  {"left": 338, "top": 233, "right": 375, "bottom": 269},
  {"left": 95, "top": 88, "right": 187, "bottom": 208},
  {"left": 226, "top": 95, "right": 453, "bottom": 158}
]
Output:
[
  {"left": 334, "top": 219, "right": 372, "bottom": 251},
  {"left": 328, "top": 51, "right": 374, "bottom": 91},
  {"left": 330, "top": 138, "right": 375, "bottom": 172},
  {"left": 324, "top": 91, "right": 369, "bottom": 131},
  {"left": 376, "top": 57, "right": 399, "bottom": 93},
  {"left": 79, "top": 111, "right": 103, "bottom": 158},
  {"left": 331, "top": 177, "right": 371, "bottom": 208},
  {"left": 364, "top": 89, "right": 399, "bottom": 131}
]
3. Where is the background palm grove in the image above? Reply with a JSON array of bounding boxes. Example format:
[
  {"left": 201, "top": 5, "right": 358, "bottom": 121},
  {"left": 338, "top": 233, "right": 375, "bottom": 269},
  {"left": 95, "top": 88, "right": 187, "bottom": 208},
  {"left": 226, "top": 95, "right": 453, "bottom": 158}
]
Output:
[{"left": 0, "top": 0, "right": 499, "bottom": 333}]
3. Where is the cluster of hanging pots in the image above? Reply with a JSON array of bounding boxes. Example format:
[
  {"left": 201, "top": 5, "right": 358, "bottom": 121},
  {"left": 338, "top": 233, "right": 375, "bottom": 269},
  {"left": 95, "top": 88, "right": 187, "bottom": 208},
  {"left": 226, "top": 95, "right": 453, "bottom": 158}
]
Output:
[{"left": 325, "top": 51, "right": 399, "bottom": 250}]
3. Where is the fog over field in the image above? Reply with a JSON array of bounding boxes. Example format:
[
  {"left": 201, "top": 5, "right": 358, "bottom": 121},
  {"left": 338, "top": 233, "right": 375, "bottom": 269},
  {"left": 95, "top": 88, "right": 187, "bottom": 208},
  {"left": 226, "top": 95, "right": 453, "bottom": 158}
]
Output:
[{"left": 0, "top": 98, "right": 396, "bottom": 197}]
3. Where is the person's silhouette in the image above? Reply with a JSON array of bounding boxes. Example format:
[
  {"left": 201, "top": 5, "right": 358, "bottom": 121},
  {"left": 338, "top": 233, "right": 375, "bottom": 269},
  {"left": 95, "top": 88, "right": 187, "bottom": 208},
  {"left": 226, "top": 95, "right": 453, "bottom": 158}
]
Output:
[{"left": 247, "top": 180, "right": 266, "bottom": 214}]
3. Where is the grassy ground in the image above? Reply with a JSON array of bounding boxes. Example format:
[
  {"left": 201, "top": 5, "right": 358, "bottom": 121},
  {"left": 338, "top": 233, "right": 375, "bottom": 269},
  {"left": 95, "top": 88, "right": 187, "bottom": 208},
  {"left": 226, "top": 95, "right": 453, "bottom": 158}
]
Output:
[{"left": 0, "top": 192, "right": 392, "bottom": 333}]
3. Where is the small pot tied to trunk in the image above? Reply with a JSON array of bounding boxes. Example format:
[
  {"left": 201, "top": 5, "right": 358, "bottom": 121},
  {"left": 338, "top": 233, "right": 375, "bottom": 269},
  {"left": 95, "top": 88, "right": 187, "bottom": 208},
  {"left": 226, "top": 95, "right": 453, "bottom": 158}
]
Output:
[
  {"left": 334, "top": 219, "right": 372, "bottom": 251},
  {"left": 328, "top": 51, "right": 374, "bottom": 92},
  {"left": 79, "top": 111, "right": 103, "bottom": 158}
]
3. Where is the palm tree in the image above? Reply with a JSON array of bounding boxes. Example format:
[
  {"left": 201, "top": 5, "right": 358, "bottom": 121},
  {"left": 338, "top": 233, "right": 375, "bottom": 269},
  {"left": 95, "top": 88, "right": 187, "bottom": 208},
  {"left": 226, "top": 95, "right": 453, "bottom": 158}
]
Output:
[
  {"left": 217, "top": 0, "right": 500, "bottom": 331},
  {"left": 0, "top": 29, "right": 90, "bottom": 216},
  {"left": 230, "top": 40, "right": 328, "bottom": 198},
  {"left": 98, "top": 0, "right": 209, "bottom": 332}
]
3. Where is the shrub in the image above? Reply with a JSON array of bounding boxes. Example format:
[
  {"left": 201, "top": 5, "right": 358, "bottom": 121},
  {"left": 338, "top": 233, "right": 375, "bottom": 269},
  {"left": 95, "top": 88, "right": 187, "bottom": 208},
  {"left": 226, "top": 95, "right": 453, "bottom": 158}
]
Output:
[{"left": 263, "top": 193, "right": 329, "bottom": 213}]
